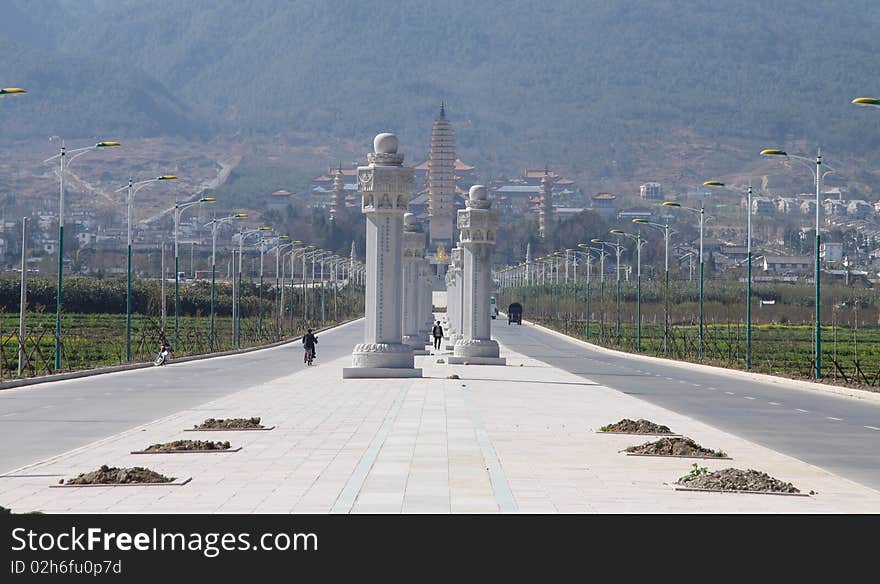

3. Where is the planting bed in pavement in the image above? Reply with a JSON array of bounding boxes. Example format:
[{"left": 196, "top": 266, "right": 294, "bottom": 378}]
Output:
[
  {"left": 599, "top": 418, "right": 677, "bottom": 435},
  {"left": 132, "top": 440, "right": 237, "bottom": 454},
  {"left": 186, "top": 417, "right": 273, "bottom": 431},
  {"left": 57, "top": 465, "right": 176, "bottom": 486},
  {"left": 675, "top": 466, "right": 806, "bottom": 495},
  {"left": 625, "top": 437, "right": 728, "bottom": 459}
]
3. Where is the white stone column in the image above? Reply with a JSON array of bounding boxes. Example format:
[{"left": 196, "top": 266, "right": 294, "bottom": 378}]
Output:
[
  {"left": 443, "top": 262, "right": 456, "bottom": 350},
  {"left": 420, "top": 259, "right": 434, "bottom": 341},
  {"left": 449, "top": 185, "right": 506, "bottom": 365},
  {"left": 343, "top": 133, "right": 422, "bottom": 379},
  {"left": 402, "top": 213, "right": 428, "bottom": 354},
  {"left": 446, "top": 247, "right": 463, "bottom": 350}
]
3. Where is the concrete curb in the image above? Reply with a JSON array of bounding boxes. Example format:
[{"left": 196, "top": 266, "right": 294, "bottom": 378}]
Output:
[
  {"left": 0, "top": 319, "right": 359, "bottom": 392},
  {"left": 521, "top": 319, "right": 880, "bottom": 404}
]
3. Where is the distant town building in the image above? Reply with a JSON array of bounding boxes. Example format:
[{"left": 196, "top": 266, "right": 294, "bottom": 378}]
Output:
[
  {"left": 821, "top": 242, "right": 844, "bottom": 263},
  {"left": 268, "top": 189, "right": 292, "bottom": 211},
  {"left": 762, "top": 255, "right": 812, "bottom": 273},
  {"left": 590, "top": 193, "right": 617, "bottom": 220},
  {"left": 617, "top": 207, "right": 653, "bottom": 221},
  {"left": 751, "top": 197, "right": 775, "bottom": 216},
  {"left": 640, "top": 182, "right": 663, "bottom": 201}
]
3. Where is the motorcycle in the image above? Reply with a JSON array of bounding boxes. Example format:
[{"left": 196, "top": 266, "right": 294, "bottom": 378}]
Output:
[{"left": 154, "top": 347, "right": 171, "bottom": 366}]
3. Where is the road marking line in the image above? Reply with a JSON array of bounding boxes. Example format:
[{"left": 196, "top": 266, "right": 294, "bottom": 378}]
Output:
[
  {"left": 2, "top": 413, "right": 18, "bottom": 417},
  {"left": 692, "top": 383, "right": 701, "bottom": 387},
  {"left": 744, "top": 396, "right": 755, "bottom": 400},
  {"left": 665, "top": 377, "right": 674, "bottom": 381},
  {"left": 331, "top": 386, "right": 409, "bottom": 514},
  {"left": 865, "top": 426, "right": 880, "bottom": 431},
  {"left": 463, "top": 389, "right": 518, "bottom": 513},
  {"left": 769, "top": 402, "right": 781, "bottom": 406},
  {"left": 724, "top": 391, "right": 735, "bottom": 395},
  {"left": 706, "top": 387, "right": 717, "bottom": 391},
  {"left": 795, "top": 409, "right": 809, "bottom": 413},
  {"left": 826, "top": 417, "right": 842, "bottom": 421}
]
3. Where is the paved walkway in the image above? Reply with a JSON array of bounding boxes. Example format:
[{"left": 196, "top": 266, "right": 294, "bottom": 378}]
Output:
[{"left": 2, "top": 341, "right": 879, "bottom": 513}]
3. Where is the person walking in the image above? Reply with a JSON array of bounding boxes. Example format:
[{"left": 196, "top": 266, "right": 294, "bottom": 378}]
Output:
[{"left": 431, "top": 320, "right": 444, "bottom": 351}]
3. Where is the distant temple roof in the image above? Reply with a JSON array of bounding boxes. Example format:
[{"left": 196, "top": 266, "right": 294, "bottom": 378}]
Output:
[{"left": 413, "top": 158, "right": 475, "bottom": 171}]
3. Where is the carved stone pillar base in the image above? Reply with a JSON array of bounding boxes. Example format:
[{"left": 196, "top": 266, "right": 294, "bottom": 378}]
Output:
[
  {"left": 453, "top": 338, "right": 501, "bottom": 358},
  {"left": 402, "top": 335, "right": 430, "bottom": 355},
  {"left": 342, "top": 342, "right": 423, "bottom": 378}
]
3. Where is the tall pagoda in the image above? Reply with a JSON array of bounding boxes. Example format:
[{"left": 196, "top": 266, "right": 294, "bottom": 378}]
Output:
[
  {"left": 329, "top": 164, "right": 344, "bottom": 222},
  {"left": 539, "top": 166, "right": 554, "bottom": 239},
  {"left": 427, "top": 102, "right": 456, "bottom": 250}
]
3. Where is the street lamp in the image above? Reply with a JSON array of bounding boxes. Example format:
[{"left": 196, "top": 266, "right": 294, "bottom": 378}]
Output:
[
  {"left": 578, "top": 242, "right": 607, "bottom": 340},
  {"left": 761, "top": 148, "right": 833, "bottom": 379},
  {"left": 611, "top": 228, "right": 646, "bottom": 352},
  {"left": 662, "top": 199, "right": 708, "bottom": 358},
  {"left": 115, "top": 175, "right": 177, "bottom": 361},
  {"left": 171, "top": 196, "right": 216, "bottom": 350},
  {"left": 236, "top": 226, "right": 273, "bottom": 347},
  {"left": 0, "top": 88, "right": 27, "bottom": 97},
  {"left": 852, "top": 97, "right": 880, "bottom": 109},
  {"left": 633, "top": 217, "right": 674, "bottom": 354},
  {"left": 204, "top": 213, "right": 248, "bottom": 351},
  {"left": 704, "top": 180, "right": 755, "bottom": 369},
  {"left": 592, "top": 237, "right": 624, "bottom": 344},
  {"left": 43, "top": 140, "right": 121, "bottom": 370}
]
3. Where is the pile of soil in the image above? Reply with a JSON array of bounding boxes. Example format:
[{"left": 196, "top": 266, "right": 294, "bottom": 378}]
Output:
[
  {"left": 144, "top": 440, "right": 231, "bottom": 452},
  {"left": 599, "top": 418, "right": 673, "bottom": 434},
  {"left": 64, "top": 465, "right": 175, "bottom": 485},
  {"left": 676, "top": 468, "right": 800, "bottom": 493},
  {"left": 194, "top": 417, "right": 264, "bottom": 430},
  {"left": 625, "top": 437, "right": 726, "bottom": 458}
]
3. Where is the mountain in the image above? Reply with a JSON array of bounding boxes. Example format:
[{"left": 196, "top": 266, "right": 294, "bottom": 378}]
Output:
[{"left": 3, "top": 0, "right": 880, "bottom": 180}]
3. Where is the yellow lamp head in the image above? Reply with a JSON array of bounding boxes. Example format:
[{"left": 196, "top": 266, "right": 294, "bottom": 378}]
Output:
[
  {"left": 0, "top": 88, "right": 26, "bottom": 95},
  {"left": 96, "top": 141, "right": 121, "bottom": 148},
  {"left": 662, "top": 201, "right": 681, "bottom": 207},
  {"left": 760, "top": 149, "right": 787, "bottom": 157},
  {"left": 853, "top": 97, "right": 880, "bottom": 108},
  {"left": 200, "top": 196, "right": 217, "bottom": 203},
  {"left": 703, "top": 180, "right": 725, "bottom": 188},
  {"left": 158, "top": 175, "right": 178, "bottom": 181}
]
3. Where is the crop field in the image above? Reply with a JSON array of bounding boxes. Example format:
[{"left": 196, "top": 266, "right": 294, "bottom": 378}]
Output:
[{"left": 499, "top": 279, "right": 880, "bottom": 390}]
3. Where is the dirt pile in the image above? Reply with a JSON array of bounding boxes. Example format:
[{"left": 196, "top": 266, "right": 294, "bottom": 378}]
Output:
[
  {"left": 625, "top": 437, "right": 726, "bottom": 457},
  {"left": 64, "top": 465, "right": 175, "bottom": 485},
  {"left": 599, "top": 418, "right": 673, "bottom": 434},
  {"left": 144, "top": 440, "right": 231, "bottom": 452},
  {"left": 676, "top": 467, "right": 800, "bottom": 493},
  {"left": 194, "top": 417, "right": 263, "bottom": 430}
]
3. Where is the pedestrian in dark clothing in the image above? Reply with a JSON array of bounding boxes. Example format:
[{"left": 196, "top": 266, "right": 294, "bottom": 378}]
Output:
[
  {"left": 432, "top": 321, "right": 444, "bottom": 350},
  {"left": 302, "top": 329, "right": 318, "bottom": 363}
]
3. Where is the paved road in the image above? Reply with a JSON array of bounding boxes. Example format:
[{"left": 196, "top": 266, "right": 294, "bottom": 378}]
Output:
[
  {"left": 493, "top": 321, "right": 880, "bottom": 491},
  {"left": 0, "top": 320, "right": 362, "bottom": 475}
]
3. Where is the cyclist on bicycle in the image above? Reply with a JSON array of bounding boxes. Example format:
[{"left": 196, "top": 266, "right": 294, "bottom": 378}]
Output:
[{"left": 302, "top": 329, "right": 318, "bottom": 363}]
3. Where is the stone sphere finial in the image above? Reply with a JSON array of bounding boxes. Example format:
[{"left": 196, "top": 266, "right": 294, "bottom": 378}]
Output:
[
  {"left": 404, "top": 212, "right": 415, "bottom": 227},
  {"left": 469, "top": 184, "right": 488, "bottom": 201},
  {"left": 374, "top": 133, "right": 399, "bottom": 154}
]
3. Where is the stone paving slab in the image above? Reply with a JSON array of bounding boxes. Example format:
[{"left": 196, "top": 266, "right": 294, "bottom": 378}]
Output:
[{"left": 1, "top": 342, "right": 879, "bottom": 514}]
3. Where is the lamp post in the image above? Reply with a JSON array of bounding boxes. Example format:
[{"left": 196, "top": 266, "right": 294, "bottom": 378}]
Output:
[
  {"left": 258, "top": 233, "right": 287, "bottom": 340},
  {"left": 592, "top": 237, "right": 624, "bottom": 344},
  {"left": 761, "top": 148, "right": 833, "bottom": 379},
  {"left": 574, "top": 245, "right": 595, "bottom": 339},
  {"left": 704, "top": 180, "right": 753, "bottom": 369},
  {"left": 661, "top": 199, "right": 707, "bottom": 358},
  {"left": 633, "top": 217, "right": 673, "bottom": 354},
  {"left": 236, "top": 226, "right": 273, "bottom": 347},
  {"left": 44, "top": 140, "right": 120, "bottom": 370},
  {"left": 205, "top": 213, "right": 248, "bottom": 351},
  {"left": 115, "top": 175, "right": 177, "bottom": 361},
  {"left": 171, "top": 196, "right": 215, "bottom": 351},
  {"left": 611, "top": 228, "right": 646, "bottom": 352}
]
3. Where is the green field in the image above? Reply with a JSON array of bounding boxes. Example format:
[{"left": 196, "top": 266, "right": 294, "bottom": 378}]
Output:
[{"left": 499, "top": 281, "right": 880, "bottom": 390}]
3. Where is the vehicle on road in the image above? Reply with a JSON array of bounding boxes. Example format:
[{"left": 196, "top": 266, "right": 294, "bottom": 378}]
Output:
[{"left": 507, "top": 302, "right": 522, "bottom": 325}]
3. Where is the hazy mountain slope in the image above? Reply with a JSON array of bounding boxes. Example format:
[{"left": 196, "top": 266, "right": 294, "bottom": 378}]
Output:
[{"left": 4, "top": 1, "right": 880, "bottom": 175}]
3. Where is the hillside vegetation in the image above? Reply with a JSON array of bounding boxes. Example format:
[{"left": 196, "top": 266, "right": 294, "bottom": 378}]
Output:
[{"left": 2, "top": 0, "right": 880, "bottom": 178}]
